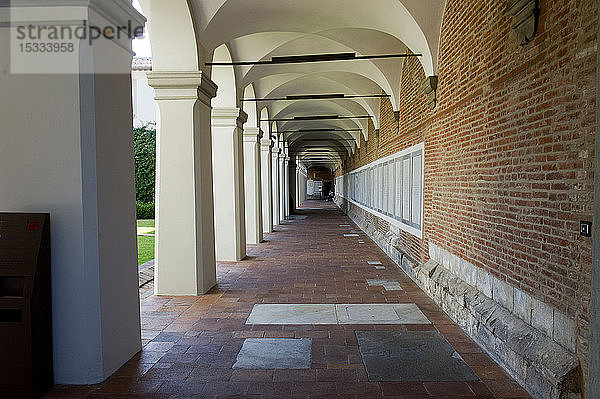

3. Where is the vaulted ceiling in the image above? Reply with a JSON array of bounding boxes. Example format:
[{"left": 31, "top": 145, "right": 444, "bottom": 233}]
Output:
[{"left": 140, "top": 0, "right": 447, "bottom": 170}]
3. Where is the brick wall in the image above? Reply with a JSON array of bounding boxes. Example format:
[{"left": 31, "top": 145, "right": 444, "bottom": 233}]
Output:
[
  {"left": 340, "top": 0, "right": 597, "bottom": 381},
  {"left": 307, "top": 167, "right": 333, "bottom": 182}
]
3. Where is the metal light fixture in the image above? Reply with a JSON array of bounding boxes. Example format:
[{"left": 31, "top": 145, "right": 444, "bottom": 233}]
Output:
[
  {"left": 206, "top": 52, "right": 421, "bottom": 66},
  {"left": 507, "top": 0, "right": 540, "bottom": 46}
]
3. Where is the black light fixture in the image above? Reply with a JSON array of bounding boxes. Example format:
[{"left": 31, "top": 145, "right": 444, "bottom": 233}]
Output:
[
  {"left": 266, "top": 115, "right": 372, "bottom": 122},
  {"left": 206, "top": 52, "right": 421, "bottom": 66},
  {"left": 241, "top": 93, "right": 390, "bottom": 102}
]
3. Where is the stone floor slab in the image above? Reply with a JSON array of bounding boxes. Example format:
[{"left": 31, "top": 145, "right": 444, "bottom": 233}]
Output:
[
  {"left": 246, "top": 304, "right": 337, "bottom": 324},
  {"left": 367, "top": 279, "right": 402, "bottom": 291},
  {"left": 344, "top": 234, "right": 359, "bottom": 237},
  {"left": 233, "top": 338, "right": 312, "bottom": 369},
  {"left": 336, "top": 304, "right": 430, "bottom": 324},
  {"left": 367, "top": 261, "right": 383, "bottom": 265},
  {"left": 356, "top": 331, "right": 479, "bottom": 382}
]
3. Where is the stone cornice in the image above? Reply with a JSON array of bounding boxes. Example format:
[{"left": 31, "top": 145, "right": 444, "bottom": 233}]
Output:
[
  {"left": 147, "top": 71, "right": 218, "bottom": 104},
  {"left": 260, "top": 138, "right": 274, "bottom": 149},
  {"left": 211, "top": 107, "right": 248, "bottom": 128},
  {"left": 243, "top": 127, "right": 262, "bottom": 142}
]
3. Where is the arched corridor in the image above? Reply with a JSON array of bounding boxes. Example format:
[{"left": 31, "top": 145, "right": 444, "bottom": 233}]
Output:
[
  {"left": 1, "top": 0, "right": 599, "bottom": 398},
  {"left": 46, "top": 201, "right": 529, "bottom": 398}
]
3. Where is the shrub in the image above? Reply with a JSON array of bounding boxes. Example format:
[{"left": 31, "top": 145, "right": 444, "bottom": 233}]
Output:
[
  {"left": 134, "top": 124, "right": 156, "bottom": 204},
  {"left": 136, "top": 202, "right": 155, "bottom": 219}
]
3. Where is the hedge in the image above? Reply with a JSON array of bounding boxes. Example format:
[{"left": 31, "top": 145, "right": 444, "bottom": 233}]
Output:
[
  {"left": 134, "top": 124, "right": 156, "bottom": 204},
  {"left": 136, "top": 202, "right": 155, "bottom": 219}
]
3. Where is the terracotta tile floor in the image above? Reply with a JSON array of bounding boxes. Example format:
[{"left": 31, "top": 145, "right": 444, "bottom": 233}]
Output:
[{"left": 45, "top": 200, "right": 531, "bottom": 399}]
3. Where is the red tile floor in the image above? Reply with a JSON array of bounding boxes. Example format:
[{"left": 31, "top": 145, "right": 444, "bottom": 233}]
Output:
[{"left": 45, "top": 201, "right": 531, "bottom": 399}]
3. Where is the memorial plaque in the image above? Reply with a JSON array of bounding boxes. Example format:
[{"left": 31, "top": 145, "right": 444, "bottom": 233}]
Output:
[{"left": 0, "top": 213, "right": 53, "bottom": 398}]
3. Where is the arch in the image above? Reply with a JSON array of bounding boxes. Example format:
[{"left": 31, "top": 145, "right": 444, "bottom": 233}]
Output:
[
  {"left": 212, "top": 44, "right": 238, "bottom": 108},
  {"left": 138, "top": 0, "right": 202, "bottom": 72},
  {"left": 193, "top": 0, "right": 445, "bottom": 76},
  {"left": 260, "top": 107, "right": 270, "bottom": 135},
  {"left": 242, "top": 84, "right": 259, "bottom": 128}
]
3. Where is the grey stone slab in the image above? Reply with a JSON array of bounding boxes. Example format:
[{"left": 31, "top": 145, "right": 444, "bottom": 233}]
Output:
[
  {"left": 367, "top": 279, "right": 397, "bottom": 286},
  {"left": 367, "top": 279, "right": 402, "bottom": 291},
  {"left": 382, "top": 282, "right": 403, "bottom": 291},
  {"left": 233, "top": 338, "right": 312, "bottom": 369},
  {"left": 356, "top": 331, "right": 478, "bottom": 382},
  {"left": 367, "top": 261, "right": 383, "bottom": 265},
  {"left": 246, "top": 304, "right": 337, "bottom": 324},
  {"left": 336, "top": 304, "right": 430, "bottom": 324},
  {"left": 344, "top": 234, "right": 359, "bottom": 237},
  {"left": 339, "top": 224, "right": 351, "bottom": 227},
  {"left": 375, "top": 266, "right": 386, "bottom": 269}
]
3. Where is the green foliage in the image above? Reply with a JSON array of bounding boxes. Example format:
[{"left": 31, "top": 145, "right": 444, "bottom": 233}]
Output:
[
  {"left": 134, "top": 124, "right": 156, "bottom": 204},
  {"left": 136, "top": 202, "right": 155, "bottom": 219}
]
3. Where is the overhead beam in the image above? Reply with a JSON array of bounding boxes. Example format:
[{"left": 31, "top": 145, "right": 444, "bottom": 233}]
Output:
[
  {"left": 206, "top": 52, "right": 421, "bottom": 66},
  {"left": 241, "top": 93, "right": 389, "bottom": 102},
  {"left": 266, "top": 115, "right": 372, "bottom": 122}
]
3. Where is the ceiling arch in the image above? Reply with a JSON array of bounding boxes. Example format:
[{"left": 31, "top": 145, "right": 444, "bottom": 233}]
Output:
[
  {"left": 144, "top": 0, "right": 448, "bottom": 170},
  {"left": 190, "top": 0, "right": 446, "bottom": 76}
]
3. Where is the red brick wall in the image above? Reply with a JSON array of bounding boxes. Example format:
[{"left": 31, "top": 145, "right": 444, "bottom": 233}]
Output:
[
  {"left": 307, "top": 167, "right": 333, "bottom": 182},
  {"left": 341, "top": 0, "right": 597, "bottom": 377}
]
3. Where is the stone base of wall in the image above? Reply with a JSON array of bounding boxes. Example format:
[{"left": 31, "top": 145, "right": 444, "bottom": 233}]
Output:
[{"left": 339, "top": 200, "right": 583, "bottom": 399}]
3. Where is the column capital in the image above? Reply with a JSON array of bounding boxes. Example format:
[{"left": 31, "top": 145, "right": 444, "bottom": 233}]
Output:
[
  {"left": 272, "top": 147, "right": 281, "bottom": 158},
  {"left": 148, "top": 71, "right": 218, "bottom": 105},
  {"left": 261, "top": 137, "right": 274, "bottom": 149},
  {"left": 243, "top": 126, "right": 263, "bottom": 142},
  {"left": 284, "top": 156, "right": 291, "bottom": 163},
  {"left": 212, "top": 107, "right": 248, "bottom": 128}
]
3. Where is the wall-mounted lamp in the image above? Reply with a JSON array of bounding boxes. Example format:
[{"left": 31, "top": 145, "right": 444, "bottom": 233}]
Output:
[
  {"left": 422, "top": 76, "right": 438, "bottom": 110},
  {"left": 507, "top": 0, "right": 540, "bottom": 46}
]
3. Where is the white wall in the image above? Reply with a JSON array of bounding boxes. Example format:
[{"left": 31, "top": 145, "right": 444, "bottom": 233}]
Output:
[
  {"left": 132, "top": 70, "right": 156, "bottom": 127},
  {"left": 0, "top": 5, "right": 142, "bottom": 384}
]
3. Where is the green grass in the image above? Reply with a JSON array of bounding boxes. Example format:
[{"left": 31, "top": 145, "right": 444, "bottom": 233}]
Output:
[
  {"left": 137, "top": 219, "right": 155, "bottom": 265},
  {"left": 137, "top": 219, "right": 155, "bottom": 228},
  {"left": 137, "top": 235, "right": 155, "bottom": 266}
]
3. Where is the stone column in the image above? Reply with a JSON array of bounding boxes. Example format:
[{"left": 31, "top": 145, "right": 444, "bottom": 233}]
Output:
[
  {"left": 272, "top": 147, "right": 281, "bottom": 226},
  {"left": 289, "top": 162, "right": 297, "bottom": 213},
  {"left": 279, "top": 151, "right": 286, "bottom": 222},
  {"left": 284, "top": 156, "right": 291, "bottom": 217},
  {"left": 0, "top": 1, "right": 145, "bottom": 383},
  {"left": 211, "top": 108, "right": 247, "bottom": 261},
  {"left": 149, "top": 72, "right": 219, "bottom": 296},
  {"left": 243, "top": 127, "right": 263, "bottom": 244},
  {"left": 261, "top": 137, "right": 274, "bottom": 233}
]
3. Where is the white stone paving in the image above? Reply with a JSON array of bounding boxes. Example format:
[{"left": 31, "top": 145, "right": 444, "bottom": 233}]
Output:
[{"left": 246, "top": 303, "right": 430, "bottom": 325}]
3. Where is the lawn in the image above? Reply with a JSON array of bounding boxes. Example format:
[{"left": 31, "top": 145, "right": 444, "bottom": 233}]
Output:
[
  {"left": 137, "top": 219, "right": 155, "bottom": 266},
  {"left": 137, "top": 219, "right": 155, "bottom": 228}
]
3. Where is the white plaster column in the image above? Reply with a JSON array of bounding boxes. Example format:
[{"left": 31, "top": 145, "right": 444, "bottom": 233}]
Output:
[
  {"left": 148, "top": 72, "right": 218, "bottom": 296},
  {"left": 289, "top": 162, "right": 297, "bottom": 213},
  {"left": 279, "top": 151, "right": 286, "bottom": 222},
  {"left": 0, "top": 1, "right": 144, "bottom": 384},
  {"left": 243, "top": 127, "right": 263, "bottom": 244},
  {"left": 272, "top": 147, "right": 281, "bottom": 226},
  {"left": 284, "top": 156, "right": 291, "bottom": 217},
  {"left": 261, "top": 137, "right": 274, "bottom": 233},
  {"left": 211, "top": 108, "right": 248, "bottom": 261}
]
